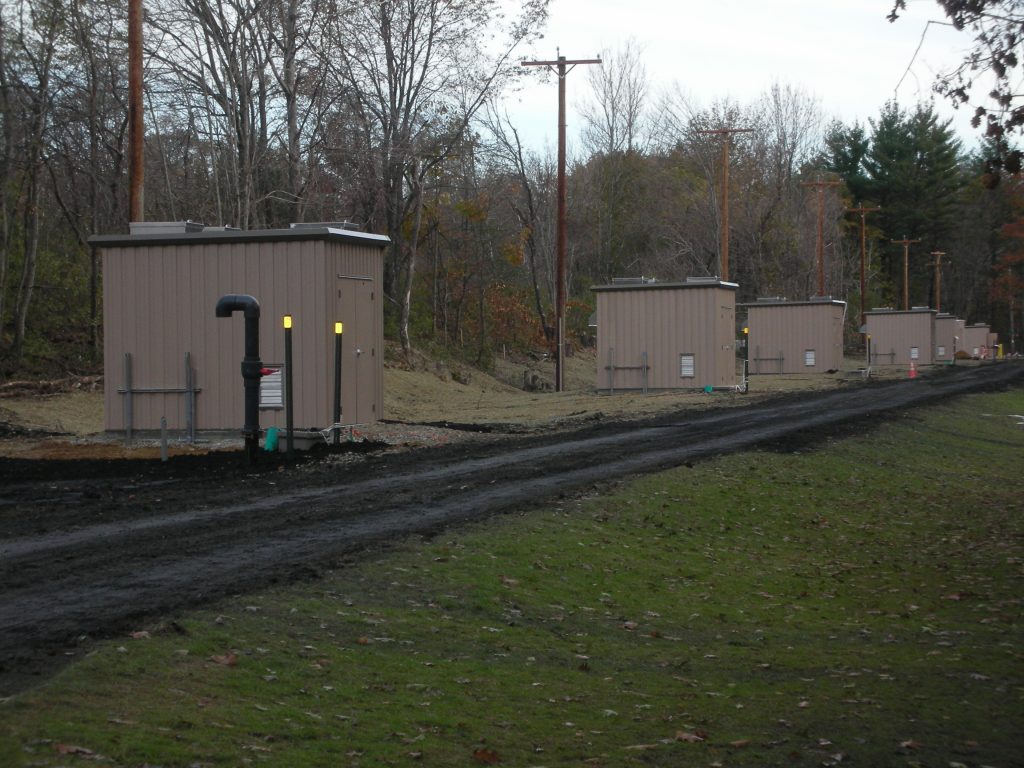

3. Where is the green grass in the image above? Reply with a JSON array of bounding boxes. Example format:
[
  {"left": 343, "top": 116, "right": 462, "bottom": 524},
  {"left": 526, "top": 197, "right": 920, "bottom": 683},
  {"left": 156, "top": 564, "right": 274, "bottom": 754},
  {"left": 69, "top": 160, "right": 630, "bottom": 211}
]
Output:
[{"left": 3, "top": 390, "right": 1022, "bottom": 767}]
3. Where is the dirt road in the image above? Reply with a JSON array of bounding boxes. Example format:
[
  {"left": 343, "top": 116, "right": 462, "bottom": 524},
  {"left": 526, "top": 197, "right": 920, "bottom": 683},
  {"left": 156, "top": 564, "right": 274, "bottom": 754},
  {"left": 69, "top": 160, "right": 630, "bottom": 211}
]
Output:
[{"left": 2, "top": 363, "right": 1022, "bottom": 694}]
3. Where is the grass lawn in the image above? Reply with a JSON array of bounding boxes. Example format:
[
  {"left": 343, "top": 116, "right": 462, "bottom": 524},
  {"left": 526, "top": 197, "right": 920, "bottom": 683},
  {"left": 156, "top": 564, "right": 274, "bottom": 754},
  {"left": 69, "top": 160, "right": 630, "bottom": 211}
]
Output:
[{"left": 2, "top": 389, "right": 1022, "bottom": 767}]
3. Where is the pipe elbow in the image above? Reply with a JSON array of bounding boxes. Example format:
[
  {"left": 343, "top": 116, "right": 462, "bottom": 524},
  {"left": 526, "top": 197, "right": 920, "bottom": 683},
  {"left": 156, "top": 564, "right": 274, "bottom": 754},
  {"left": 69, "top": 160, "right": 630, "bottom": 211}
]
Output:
[{"left": 215, "top": 294, "right": 261, "bottom": 320}]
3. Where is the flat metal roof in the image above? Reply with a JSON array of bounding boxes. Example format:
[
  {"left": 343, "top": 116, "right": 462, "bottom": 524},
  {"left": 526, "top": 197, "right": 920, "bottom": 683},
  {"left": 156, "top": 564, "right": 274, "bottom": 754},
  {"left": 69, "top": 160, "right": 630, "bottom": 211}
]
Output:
[
  {"left": 739, "top": 297, "right": 846, "bottom": 308},
  {"left": 89, "top": 226, "right": 391, "bottom": 249},
  {"left": 864, "top": 307, "right": 937, "bottom": 315},
  {"left": 592, "top": 279, "right": 738, "bottom": 292}
]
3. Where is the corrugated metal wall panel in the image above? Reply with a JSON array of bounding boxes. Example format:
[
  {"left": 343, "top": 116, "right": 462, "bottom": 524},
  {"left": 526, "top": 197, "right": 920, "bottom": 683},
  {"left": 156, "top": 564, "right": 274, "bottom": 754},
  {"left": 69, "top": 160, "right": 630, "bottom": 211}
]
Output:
[
  {"left": 594, "top": 284, "right": 736, "bottom": 391},
  {"left": 962, "top": 325, "right": 990, "bottom": 358},
  {"left": 934, "top": 316, "right": 957, "bottom": 361},
  {"left": 101, "top": 235, "right": 384, "bottom": 434},
  {"left": 865, "top": 311, "right": 936, "bottom": 365},
  {"left": 746, "top": 302, "right": 845, "bottom": 374}
]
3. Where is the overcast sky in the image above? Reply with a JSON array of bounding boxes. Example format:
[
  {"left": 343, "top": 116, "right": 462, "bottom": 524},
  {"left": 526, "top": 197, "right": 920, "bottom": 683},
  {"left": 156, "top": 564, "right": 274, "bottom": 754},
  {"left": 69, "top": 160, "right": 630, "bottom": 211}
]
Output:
[{"left": 504, "top": 0, "right": 986, "bottom": 153}]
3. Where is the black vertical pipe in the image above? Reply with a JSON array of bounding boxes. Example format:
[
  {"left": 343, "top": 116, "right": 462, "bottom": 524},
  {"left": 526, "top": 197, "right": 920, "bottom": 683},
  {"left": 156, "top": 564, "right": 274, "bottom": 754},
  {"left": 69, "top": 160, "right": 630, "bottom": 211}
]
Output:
[
  {"left": 284, "top": 318, "right": 294, "bottom": 460},
  {"left": 333, "top": 323, "right": 342, "bottom": 445},
  {"left": 215, "top": 294, "right": 262, "bottom": 463}
]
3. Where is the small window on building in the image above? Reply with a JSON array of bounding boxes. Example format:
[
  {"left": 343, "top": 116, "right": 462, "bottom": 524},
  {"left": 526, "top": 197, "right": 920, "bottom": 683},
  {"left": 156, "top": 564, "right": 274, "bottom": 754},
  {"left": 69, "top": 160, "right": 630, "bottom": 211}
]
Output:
[
  {"left": 679, "top": 353, "right": 695, "bottom": 378},
  {"left": 804, "top": 349, "right": 816, "bottom": 367},
  {"left": 937, "top": 345, "right": 946, "bottom": 357},
  {"left": 910, "top": 346, "right": 920, "bottom": 360},
  {"left": 260, "top": 365, "right": 284, "bottom": 409}
]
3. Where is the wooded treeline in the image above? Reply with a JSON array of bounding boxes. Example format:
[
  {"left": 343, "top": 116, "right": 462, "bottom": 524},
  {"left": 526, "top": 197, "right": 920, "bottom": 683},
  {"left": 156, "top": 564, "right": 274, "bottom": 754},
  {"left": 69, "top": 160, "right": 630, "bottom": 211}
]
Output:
[{"left": 1, "top": 0, "right": 1021, "bottom": 376}]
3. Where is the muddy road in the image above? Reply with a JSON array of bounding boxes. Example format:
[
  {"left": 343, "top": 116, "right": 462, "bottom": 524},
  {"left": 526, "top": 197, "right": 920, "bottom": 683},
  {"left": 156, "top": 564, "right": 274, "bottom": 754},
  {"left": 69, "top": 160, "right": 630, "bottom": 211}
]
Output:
[{"left": 2, "top": 364, "right": 1022, "bottom": 694}]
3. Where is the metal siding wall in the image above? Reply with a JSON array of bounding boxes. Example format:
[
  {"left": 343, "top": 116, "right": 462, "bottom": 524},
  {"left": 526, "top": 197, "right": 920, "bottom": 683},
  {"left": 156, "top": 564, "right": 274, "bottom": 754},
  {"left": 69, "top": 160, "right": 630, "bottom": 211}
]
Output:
[
  {"left": 935, "top": 317, "right": 956, "bottom": 361},
  {"left": 866, "top": 312, "right": 935, "bottom": 365},
  {"left": 102, "top": 249, "right": 125, "bottom": 430},
  {"left": 748, "top": 303, "right": 843, "bottom": 374},
  {"left": 103, "top": 237, "right": 384, "bottom": 433},
  {"left": 594, "top": 285, "right": 735, "bottom": 390},
  {"left": 963, "top": 326, "right": 989, "bottom": 356}
]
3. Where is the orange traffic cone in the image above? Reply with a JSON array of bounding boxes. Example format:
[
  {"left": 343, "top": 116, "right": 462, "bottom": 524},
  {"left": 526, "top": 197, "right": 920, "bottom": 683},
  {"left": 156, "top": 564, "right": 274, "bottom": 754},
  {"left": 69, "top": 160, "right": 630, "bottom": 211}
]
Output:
[{"left": 909, "top": 361, "right": 917, "bottom": 379}]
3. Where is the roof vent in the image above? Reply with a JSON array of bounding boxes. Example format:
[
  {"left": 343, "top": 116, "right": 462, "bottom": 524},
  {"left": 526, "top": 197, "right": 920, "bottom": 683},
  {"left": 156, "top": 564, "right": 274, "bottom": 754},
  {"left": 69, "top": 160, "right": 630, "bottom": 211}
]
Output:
[
  {"left": 129, "top": 220, "right": 204, "bottom": 235},
  {"left": 290, "top": 221, "right": 360, "bottom": 230},
  {"left": 611, "top": 276, "right": 657, "bottom": 285},
  {"left": 685, "top": 276, "right": 721, "bottom": 284},
  {"left": 756, "top": 296, "right": 786, "bottom": 303}
]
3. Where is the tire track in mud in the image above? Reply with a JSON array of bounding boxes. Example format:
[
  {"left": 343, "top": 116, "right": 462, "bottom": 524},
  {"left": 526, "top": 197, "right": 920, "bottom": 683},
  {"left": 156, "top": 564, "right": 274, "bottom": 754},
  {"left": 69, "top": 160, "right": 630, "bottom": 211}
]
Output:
[{"left": 1, "top": 364, "right": 1021, "bottom": 694}]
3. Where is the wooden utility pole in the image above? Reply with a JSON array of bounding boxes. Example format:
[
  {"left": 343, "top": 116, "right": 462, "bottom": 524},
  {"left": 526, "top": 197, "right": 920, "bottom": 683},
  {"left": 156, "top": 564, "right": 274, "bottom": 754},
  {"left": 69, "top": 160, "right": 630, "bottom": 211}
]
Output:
[
  {"left": 930, "top": 251, "right": 946, "bottom": 312},
  {"left": 128, "top": 0, "right": 144, "bottom": 224},
  {"left": 891, "top": 236, "right": 921, "bottom": 310},
  {"left": 698, "top": 127, "right": 753, "bottom": 282},
  {"left": 800, "top": 178, "right": 842, "bottom": 296},
  {"left": 846, "top": 203, "right": 880, "bottom": 331},
  {"left": 522, "top": 52, "right": 601, "bottom": 392}
]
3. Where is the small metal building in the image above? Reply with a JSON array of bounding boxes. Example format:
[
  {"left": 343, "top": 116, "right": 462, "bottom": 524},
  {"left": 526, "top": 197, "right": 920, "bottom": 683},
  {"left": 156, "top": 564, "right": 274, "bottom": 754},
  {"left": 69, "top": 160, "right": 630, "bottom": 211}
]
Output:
[
  {"left": 933, "top": 313, "right": 961, "bottom": 362},
  {"left": 963, "top": 323, "right": 991, "bottom": 359},
  {"left": 93, "top": 225, "right": 388, "bottom": 435},
  {"left": 592, "top": 277, "right": 737, "bottom": 392},
  {"left": 864, "top": 307, "right": 937, "bottom": 366},
  {"left": 739, "top": 296, "right": 846, "bottom": 374}
]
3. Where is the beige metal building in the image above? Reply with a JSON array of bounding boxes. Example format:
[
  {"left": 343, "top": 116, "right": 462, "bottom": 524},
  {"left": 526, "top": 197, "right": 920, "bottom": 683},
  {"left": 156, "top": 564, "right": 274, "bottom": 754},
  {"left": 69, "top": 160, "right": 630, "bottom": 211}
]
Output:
[
  {"left": 933, "top": 313, "right": 961, "bottom": 362},
  {"left": 93, "top": 225, "right": 388, "bottom": 435},
  {"left": 963, "top": 323, "right": 991, "bottom": 359},
  {"left": 739, "top": 297, "right": 846, "bottom": 374},
  {"left": 592, "top": 277, "right": 737, "bottom": 391},
  {"left": 865, "top": 307, "right": 937, "bottom": 366}
]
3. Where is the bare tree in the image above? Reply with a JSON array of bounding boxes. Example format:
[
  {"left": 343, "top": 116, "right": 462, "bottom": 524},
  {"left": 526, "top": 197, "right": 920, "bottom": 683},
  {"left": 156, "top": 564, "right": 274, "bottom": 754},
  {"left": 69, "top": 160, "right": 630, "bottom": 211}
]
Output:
[
  {"left": 482, "top": 105, "right": 556, "bottom": 338},
  {"left": 578, "top": 39, "right": 650, "bottom": 156},
  {"left": 1, "top": 0, "right": 63, "bottom": 362},
  {"left": 320, "top": 0, "right": 549, "bottom": 352}
]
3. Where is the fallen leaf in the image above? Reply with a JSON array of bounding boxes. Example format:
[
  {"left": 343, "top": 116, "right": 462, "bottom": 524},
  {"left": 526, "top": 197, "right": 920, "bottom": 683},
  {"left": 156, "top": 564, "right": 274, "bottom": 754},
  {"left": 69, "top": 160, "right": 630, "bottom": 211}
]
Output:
[
  {"left": 472, "top": 747, "right": 501, "bottom": 763},
  {"left": 210, "top": 653, "right": 238, "bottom": 667},
  {"left": 622, "top": 621, "right": 639, "bottom": 630},
  {"left": 798, "top": 700, "right": 810, "bottom": 708},
  {"left": 674, "top": 731, "right": 705, "bottom": 743},
  {"left": 729, "top": 739, "right": 751, "bottom": 748},
  {"left": 129, "top": 631, "right": 150, "bottom": 640},
  {"left": 54, "top": 744, "right": 101, "bottom": 758},
  {"left": 900, "top": 739, "right": 923, "bottom": 750},
  {"left": 357, "top": 636, "right": 371, "bottom": 645},
  {"left": 499, "top": 575, "right": 519, "bottom": 587}
]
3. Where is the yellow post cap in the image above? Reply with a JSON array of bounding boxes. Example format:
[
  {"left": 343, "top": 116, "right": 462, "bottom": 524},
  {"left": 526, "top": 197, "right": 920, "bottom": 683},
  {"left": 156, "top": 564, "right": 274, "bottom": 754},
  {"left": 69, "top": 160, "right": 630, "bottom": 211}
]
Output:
[
  {"left": 335, "top": 322, "right": 343, "bottom": 335},
  {"left": 283, "top": 314, "right": 293, "bottom": 329}
]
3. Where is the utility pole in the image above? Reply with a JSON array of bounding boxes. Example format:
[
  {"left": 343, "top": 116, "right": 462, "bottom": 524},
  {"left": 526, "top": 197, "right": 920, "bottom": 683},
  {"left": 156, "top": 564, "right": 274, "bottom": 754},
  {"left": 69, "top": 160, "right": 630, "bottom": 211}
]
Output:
[
  {"left": 521, "top": 52, "right": 601, "bottom": 392},
  {"left": 929, "top": 251, "right": 946, "bottom": 312},
  {"left": 800, "top": 178, "right": 841, "bottom": 296},
  {"left": 846, "top": 203, "right": 880, "bottom": 332},
  {"left": 891, "top": 237, "right": 922, "bottom": 310},
  {"left": 128, "top": 0, "right": 144, "bottom": 224},
  {"left": 698, "top": 127, "right": 754, "bottom": 282}
]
